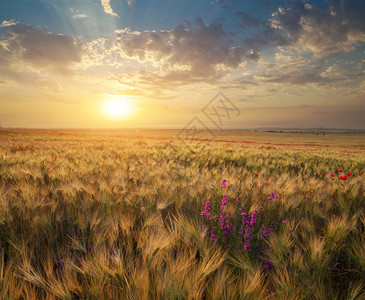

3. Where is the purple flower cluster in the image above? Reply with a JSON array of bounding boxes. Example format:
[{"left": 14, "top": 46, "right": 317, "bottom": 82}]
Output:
[
  {"left": 261, "top": 223, "right": 274, "bottom": 238},
  {"left": 257, "top": 255, "right": 272, "bottom": 272},
  {"left": 200, "top": 183, "right": 279, "bottom": 271},
  {"left": 221, "top": 179, "right": 228, "bottom": 188},
  {"left": 210, "top": 229, "right": 217, "bottom": 243},
  {"left": 239, "top": 211, "right": 257, "bottom": 251},
  {"left": 201, "top": 200, "right": 211, "bottom": 219},
  {"left": 221, "top": 193, "right": 229, "bottom": 210},
  {"left": 268, "top": 192, "right": 278, "bottom": 201}
]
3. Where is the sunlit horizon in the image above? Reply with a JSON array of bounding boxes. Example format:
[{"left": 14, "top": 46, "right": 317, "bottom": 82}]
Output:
[{"left": 0, "top": 0, "right": 364, "bottom": 129}]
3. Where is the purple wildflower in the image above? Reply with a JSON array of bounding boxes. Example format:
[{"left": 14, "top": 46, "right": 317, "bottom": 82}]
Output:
[
  {"left": 250, "top": 210, "right": 257, "bottom": 226},
  {"left": 263, "top": 260, "right": 272, "bottom": 271},
  {"left": 221, "top": 180, "right": 227, "bottom": 188},
  {"left": 268, "top": 192, "right": 278, "bottom": 201},
  {"left": 57, "top": 258, "right": 65, "bottom": 273},
  {"left": 219, "top": 212, "right": 225, "bottom": 229},
  {"left": 200, "top": 201, "right": 211, "bottom": 219},
  {"left": 261, "top": 223, "right": 273, "bottom": 238},
  {"left": 221, "top": 194, "right": 229, "bottom": 210},
  {"left": 210, "top": 230, "right": 217, "bottom": 243}
]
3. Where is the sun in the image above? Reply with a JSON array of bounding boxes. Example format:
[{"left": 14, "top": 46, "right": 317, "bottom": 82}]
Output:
[{"left": 102, "top": 97, "right": 135, "bottom": 120}]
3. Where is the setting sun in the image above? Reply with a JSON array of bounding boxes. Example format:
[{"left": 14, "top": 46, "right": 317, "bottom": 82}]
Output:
[{"left": 102, "top": 97, "right": 135, "bottom": 120}]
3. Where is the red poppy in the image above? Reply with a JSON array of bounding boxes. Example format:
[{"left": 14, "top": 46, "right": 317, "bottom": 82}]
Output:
[
  {"left": 359, "top": 173, "right": 362, "bottom": 175},
  {"left": 347, "top": 173, "right": 352, "bottom": 176},
  {"left": 55, "top": 157, "right": 58, "bottom": 159},
  {"left": 340, "top": 176, "right": 348, "bottom": 180},
  {"left": 266, "top": 177, "right": 270, "bottom": 179},
  {"left": 338, "top": 170, "right": 342, "bottom": 172},
  {"left": 255, "top": 172, "right": 258, "bottom": 176},
  {"left": 306, "top": 196, "right": 310, "bottom": 199},
  {"left": 322, "top": 173, "right": 326, "bottom": 176},
  {"left": 330, "top": 174, "right": 335, "bottom": 177}
]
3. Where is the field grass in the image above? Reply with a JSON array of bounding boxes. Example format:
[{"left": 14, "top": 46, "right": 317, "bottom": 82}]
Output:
[{"left": 0, "top": 129, "right": 364, "bottom": 299}]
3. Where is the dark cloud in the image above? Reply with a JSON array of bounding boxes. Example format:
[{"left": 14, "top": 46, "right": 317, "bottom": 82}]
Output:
[
  {"left": 327, "top": 0, "right": 365, "bottom": 28},
  {"left": 233, "top": 1, "right": 365, "bottom": 88},
  {"left": 236, "top": 11, "right": 287, "bottom": 54},
  {"left": 235, "top": 1, "right": 365, "bottom": 60},
  {"left": 270, "top": 1, "right": 365, "bottom": 56},
  {"left": 115, "top": 18, "right": 256, "bottom": 79},
  {"left": 236, "top": 12, "right": 264, "bottom": 27},
  {"left": 4, "top": 24, "right": 82, "bottom": 75}
]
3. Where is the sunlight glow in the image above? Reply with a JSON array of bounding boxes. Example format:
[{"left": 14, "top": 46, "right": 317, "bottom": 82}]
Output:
[{"left": 102, "top": 96, "right": 135, "bottom": 120}]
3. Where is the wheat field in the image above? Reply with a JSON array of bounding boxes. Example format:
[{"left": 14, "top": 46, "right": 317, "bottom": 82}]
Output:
[{"left": 0, "top": 129, "right": 364, "bottom": 299}]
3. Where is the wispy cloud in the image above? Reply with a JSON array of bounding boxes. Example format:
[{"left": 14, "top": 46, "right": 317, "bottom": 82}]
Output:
[
  {"left": 126, "top": 0, "right": 136, "bottom": 8},
  {"left": 0, "top": 19, "right": 18, "bottom": 28},
  {"left": 0, "top": 79, "right": 17, "bottom": 87},
  {"left": 37, "top": 80, "right": 62, "bottom": 93},
  {"left": 100, "top": 0, "right": 119, "bottom": 17},
  {"left": 73, "top": 14, "right": 88, "bottom": 19}
]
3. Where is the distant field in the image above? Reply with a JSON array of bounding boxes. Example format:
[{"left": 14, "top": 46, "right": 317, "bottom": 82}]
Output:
[{"left": 0, "top": 129, "right": 364, "bottom": 299}]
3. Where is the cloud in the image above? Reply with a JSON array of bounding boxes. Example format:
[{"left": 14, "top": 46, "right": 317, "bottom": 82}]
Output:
[
  {"left": 235, "top": 11, "right": 287, "bottom": 54},
  {"left": 0, "top": 19, "right": 18, "bottom": 28},
  {"left": 256, "top": 51, "right": 365, "bottom": 87},
  {"left": 232, "top": 2, "right": 365, "bottom": 88},
  {"left": 81, "top": 37, "right": 126, "bottom": 68},
  {"left": 0, "top": 79, "right": 17, "bottom": 87},
  {"left": 5, "top": 24, "right": 82, "bottom": 75},
  {"left": 270, "top": 1, "right": 365, "bottom": 57},
  {"left": 126, "top": 0, "right": 136, "bottom": 8},
  {"left": 37, "top": 80, "right": 62, "bottom": 93},
  {"left": 73, "top": 14, "right": 88, "bottom": 19},
  {"left": 0, "top": 41, "right": 12, "bottom": 68},
  {"left": 100, "top": 0, "right": 119, "bottom": 17},
  {"left": 115, "top": 18, "right": 258, "bottom": 81},
  {"left": 236, "top": 12, "right": 264, "bottom": 28},
  {"left": 234, "top": 1, "right": 365, "bottom": 64}
]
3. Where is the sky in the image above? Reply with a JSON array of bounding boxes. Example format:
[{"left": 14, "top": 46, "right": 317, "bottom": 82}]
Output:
[{"left": 0, "top": 0, "right": 364, "bottom": 129}]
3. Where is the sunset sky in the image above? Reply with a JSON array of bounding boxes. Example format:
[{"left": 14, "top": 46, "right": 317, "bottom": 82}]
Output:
[{"left": 0, "top": 0, "right": 364, "bottom": 129}]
